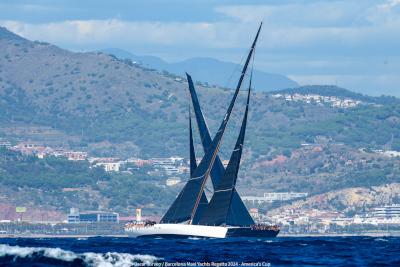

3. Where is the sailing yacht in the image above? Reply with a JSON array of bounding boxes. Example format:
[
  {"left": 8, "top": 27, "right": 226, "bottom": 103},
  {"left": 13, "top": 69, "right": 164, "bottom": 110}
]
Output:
[{"left": 125, "top": 23, "right": 279, "bottom": 238}]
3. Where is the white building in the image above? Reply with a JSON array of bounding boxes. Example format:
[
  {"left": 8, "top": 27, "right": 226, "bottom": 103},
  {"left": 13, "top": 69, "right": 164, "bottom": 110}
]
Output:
[
  {"left": 372, "top": 204, "right": 400, "bottom": 218},
  {"left": 166, "top": 177, "right": 181, "bottom": 186},
  {"left": 242, "top": 192, "right": 308, "bottom": 204},
  {"left": 95, "top": 162, "right": 121, "bottom": 172},
  {"left": 68, "top": 208, "right": 119, "bottom": 223},
  {"left": 249, "top": 208, "right": 260, "bottom": 219}
]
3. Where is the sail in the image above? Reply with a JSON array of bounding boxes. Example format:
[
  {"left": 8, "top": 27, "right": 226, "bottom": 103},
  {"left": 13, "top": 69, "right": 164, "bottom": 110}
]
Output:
[
  {"left": 186, "top": 74, "right": 253, "bottom": 225},
  {"left": 199, "top": 82, "right": 253, "bottom": 226},
  {"left": 160, "top": 111, "right": 208, "bottom": 223},
  {"left": 162, "top": 57, "right": 247, "bottom": 224},
  {"left": 189, "top": 111, "right": 198, "bottom": 176},
  {"left": 186, "top": 73, "right": 225, "bottom": 186},
  {"left": 188, "top": 23, "right": 262, "bottom": 225},
  {"left": 160, "top": 22, "right": 262, "bottom": 225},
  {"left": 188, "top": 112, "right": 208, "bottom": 222}
]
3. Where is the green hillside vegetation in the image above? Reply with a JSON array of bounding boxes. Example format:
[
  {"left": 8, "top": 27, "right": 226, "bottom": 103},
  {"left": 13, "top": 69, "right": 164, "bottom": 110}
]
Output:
[
  {"left": 0, "top": 148, "right": 176, "bottom": 214},
  {"left": 0, "top": 147, "right": 109, "bottom": 189}
]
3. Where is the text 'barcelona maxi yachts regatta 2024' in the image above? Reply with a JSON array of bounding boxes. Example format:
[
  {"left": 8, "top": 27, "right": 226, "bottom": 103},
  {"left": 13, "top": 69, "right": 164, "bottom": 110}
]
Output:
[{"left": 125, "top": 23, "right": 280, "bottom": 238}]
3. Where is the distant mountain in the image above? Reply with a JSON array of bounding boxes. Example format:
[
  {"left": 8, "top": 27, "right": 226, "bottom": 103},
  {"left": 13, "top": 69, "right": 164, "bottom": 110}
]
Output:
[{"left": 101, "top": 48, "right": 298, "bottom": 91}]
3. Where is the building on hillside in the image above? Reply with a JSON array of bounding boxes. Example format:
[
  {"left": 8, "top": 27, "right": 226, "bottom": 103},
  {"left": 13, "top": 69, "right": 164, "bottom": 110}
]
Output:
[
  {"left": 63, "top": 151, "right": 88, "bottom": 161},
  {"left": 12, "top": 142, "right": 47, "bottom": 156},
  {"left": 166, "top": 177, "right": 181, "bottom": 186},
  {"left": 249, "top": 208, "right": 259, "bottom": 219},
  {"left": 178, "top": 166, "right": 190, "bottom": 174},
  {"left": 125, "top": 158, "right": 152, "bottom": 166},
  {"left": 151, "top": 156, "right": 185, "bottom": 175},
  {"left": 0, "top": 141, "right": 11, "bottom": 148},
  {"left": 242, "top": 192, "right": 308, "bottom": 204},
  {"left": 371, "top": 204, "right": 400, "bottom": 218},
  {"left": 95, "top": 162, "right": 121, "bottom": 172},
  {"left": 151, "top": 157, "right": 184, "bottom": 166},
  {"left": 89, "top": 157, "right": 122, "bottom": 172},
  {"left": 162, "top": 166, "right": 181, "bottom": 175}
]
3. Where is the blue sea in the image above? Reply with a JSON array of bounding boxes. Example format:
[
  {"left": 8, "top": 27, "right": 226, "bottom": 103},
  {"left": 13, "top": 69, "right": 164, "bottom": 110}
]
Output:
[{"left": 0, "top": 236, "right": 399, "bottom": 266}]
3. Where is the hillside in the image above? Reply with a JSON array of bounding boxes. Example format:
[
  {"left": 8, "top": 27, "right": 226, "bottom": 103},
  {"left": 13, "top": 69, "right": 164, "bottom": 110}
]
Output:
[
  {"left": 268, "top": 183, "right": 400, "bottom": 216},
  {"left": 0, "top": 147, "right": 177, "bottom": 217},
  {"left": 1, "top": 26, "right": 400, "bottom": 215},
  {"left": 2, "top": 27, "right": 400, "bottom": 158}
]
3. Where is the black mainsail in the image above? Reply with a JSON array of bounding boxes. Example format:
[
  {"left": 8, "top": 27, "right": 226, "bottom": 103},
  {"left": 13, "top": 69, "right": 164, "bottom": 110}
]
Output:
[
  {"left": 160, "top": 111, "right": 208, "bottom": 223},
  {"left": 186, "top": 73, "right": 253, "bottom": 226},
  {"left": 199, "top": 75, "right": 252, "bottom": 226},
  {"left": 159, "top": 78, "right": 243, "bottom": 223}
]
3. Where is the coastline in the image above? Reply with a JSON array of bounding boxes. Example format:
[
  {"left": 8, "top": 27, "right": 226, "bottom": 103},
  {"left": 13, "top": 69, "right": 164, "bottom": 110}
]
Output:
[
  {"left": 279, "top": 231, "right": 400, "bottom": 237},
  {"left": 0, "top": 234, "right": 129, "bottom": 238},
  {"left": 1, "top": 231, "right": 400, "bottom": 238}
]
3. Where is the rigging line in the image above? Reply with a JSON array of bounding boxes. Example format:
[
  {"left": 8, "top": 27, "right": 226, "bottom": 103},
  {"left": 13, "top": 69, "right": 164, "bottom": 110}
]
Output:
[
  {"left": 217, "top": 63, "right": 253, "bottom": 156},
  {"left": 207, "top": 46, "right": 256, "bottom": 139},
  {"left": 218, "top": 67, "right": 252, "bottom": 158},
  {"left": 200, "top": 81, "right": 249, "bottom": 150},
  {"left": 207, "top": 45, "right": 256, "bottom": 163},
  {"left": 223, "top": 51, "right": 248, "bottom": 90},
  {"left": 204, "top": 186, "right": 213, "bottom": 194},
  {"left": 223, "top": 30, "right": 258, "bottom": 227}
]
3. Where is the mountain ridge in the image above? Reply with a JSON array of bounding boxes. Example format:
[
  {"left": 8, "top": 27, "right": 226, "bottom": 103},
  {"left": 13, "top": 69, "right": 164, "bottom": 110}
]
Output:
[{"left": 100, "top": 47, "right": 298, "bottom": 92}]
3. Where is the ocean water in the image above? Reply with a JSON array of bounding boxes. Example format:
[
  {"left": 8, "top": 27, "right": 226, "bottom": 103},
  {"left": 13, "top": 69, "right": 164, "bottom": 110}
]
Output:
[{"left": 0, "top": 236, "right": 399, "bottom": 266}]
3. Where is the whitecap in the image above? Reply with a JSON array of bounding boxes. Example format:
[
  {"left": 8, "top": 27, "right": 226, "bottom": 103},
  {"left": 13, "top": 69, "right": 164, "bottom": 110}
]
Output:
[
  {"left": 375, "top": 238, "right": 388, "bottom": 242},
  {"left": 188, "top": 237, "right": 202, "bottom": 240},
  {"left": 0, "top": 244, "right": 161, "bottom": 266}
]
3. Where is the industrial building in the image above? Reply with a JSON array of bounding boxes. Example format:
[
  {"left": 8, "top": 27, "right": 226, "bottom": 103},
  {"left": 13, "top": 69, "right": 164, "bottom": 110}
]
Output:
[
  {"left": 371, "top": 204, "right": 400, "bottom": 218},
  {"left": 67, "top": 209, "right": 119, "bottom": 223}
]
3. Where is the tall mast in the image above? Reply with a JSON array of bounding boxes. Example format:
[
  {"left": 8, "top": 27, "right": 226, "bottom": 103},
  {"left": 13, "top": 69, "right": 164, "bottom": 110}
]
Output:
[
  {"left": 189, "top": 22, "right": 263, "bottom": 224},
  {"left": 198, "top": 69, "right": 253, "bottom": 226}
]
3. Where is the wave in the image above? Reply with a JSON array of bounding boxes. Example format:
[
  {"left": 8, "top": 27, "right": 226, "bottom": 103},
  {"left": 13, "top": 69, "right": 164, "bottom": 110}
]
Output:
[{"left": 0, "top": 244, "right": 161, "bottom": 266}]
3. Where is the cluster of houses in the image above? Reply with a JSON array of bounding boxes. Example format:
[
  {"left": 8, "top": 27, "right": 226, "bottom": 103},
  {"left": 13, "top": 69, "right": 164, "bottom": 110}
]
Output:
[
  {"left": 262, "top": 204, "right": 400, "bottom": 234},
  {"left": 272, "top": 93, "right": 363, "bottom": 108},
  {"left": 8, "top": 142, "right": 88, "bottom": 161},
  {"left": 1, "top": 141, "right": 189, "bottom": 184}
]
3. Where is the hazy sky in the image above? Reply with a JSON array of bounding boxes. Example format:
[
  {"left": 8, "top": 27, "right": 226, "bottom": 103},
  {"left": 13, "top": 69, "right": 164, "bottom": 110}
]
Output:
[{"left": 1, "top": 0, "right": 399, "bottom": 96}]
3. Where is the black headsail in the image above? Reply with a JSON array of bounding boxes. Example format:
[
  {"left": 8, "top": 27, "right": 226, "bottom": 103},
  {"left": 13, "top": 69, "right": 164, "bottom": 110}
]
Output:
[
  {"left": 160, "top": 110, "right": 208, "bottom": 223},
  {"left": 199, "top": 74, "right": 253, "bottom": 226}
]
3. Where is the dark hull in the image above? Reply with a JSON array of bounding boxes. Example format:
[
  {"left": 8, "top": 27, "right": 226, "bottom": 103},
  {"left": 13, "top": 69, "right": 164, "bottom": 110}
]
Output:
[
  {"left": 137, "top": 234, "right": 204, "bottom": 239},
  {"left": 136, "top": 227, "right": 279, "bottom": 239}
]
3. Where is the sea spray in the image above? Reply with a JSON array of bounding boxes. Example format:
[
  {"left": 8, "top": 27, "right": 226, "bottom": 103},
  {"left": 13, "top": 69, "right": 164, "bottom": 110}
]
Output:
[{"left": 0, "top": 244, "right": 161, "bottom": 266}]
